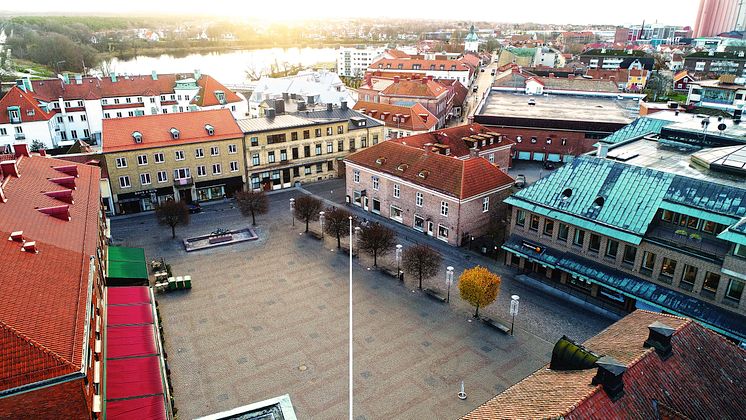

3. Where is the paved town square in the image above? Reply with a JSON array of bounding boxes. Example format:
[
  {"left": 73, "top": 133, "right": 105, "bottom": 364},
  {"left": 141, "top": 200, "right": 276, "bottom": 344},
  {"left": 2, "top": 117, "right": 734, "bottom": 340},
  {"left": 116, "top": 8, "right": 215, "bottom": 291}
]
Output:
[{"left": 111, "top": 186, "right": 614, "bottom": 419}]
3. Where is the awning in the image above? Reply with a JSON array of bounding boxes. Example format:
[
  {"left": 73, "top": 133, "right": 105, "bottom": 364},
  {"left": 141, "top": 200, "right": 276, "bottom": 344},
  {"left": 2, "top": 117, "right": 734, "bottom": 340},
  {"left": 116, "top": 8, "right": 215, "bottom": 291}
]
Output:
[
  {"left": 107, "top": 396, "right": 167, "bottom": 420},
  {"left": 502, "top": 236, "right": 746, "bottom": 342},
  {"left": 106, "top": 325, "right": 157, "bottom": 358},
  {"left": 106, "top": 356, "right": 164, "bottom": 400},
  {"left": 107, "top": 304, "right": 154, "bottom": 326},
  {"left": 107, "top": 246, "right": 148, "bottom": 285}
]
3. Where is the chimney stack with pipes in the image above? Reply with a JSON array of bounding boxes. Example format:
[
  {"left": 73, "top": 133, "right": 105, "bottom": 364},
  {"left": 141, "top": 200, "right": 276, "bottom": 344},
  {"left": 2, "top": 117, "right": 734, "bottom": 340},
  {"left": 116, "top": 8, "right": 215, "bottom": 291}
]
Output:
[
  {"left": 591, "top": 356, "right": 626, "bottom": 401},
  {"left": 597, "top": 143, "right": 609, "bottom": 158},
  {"left": 14, "top": 143, "right": 30, "bottom": 158},
  {"left": 341, "top": 101, "right": 348, "bottom": 111},
  {"left": 643, "top": 321, "right": 675, "bottom": 360}
]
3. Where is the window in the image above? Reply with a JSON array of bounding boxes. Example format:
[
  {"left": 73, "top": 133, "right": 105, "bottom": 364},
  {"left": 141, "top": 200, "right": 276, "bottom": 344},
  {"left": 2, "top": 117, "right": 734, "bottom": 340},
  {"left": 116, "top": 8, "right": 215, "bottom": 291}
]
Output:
[
  {"left": 140, "top": 173, "right": 151, "bottom": 185},
  {"left": 60, "top": 131, "right": 67, "bottom": 141},
  {"left": 372, "top": 176, "right": 379, "bottom": 190},
  {"left": 416, "top": 192, "right": 423, "bottom": 207},
  {"left": 70, "top": 130, "right": 78, "bottom": 139},
  {"left": 573, "top": 229, "right": 585, "bottom": 247},
  {"left": 315, "top": 162, "right": 323, "bottom": 173},
  {"left": 154, "top": 153, "right": 164, "bottom": 163},
  {"left": 291, "top": 132, "right": 298, "bottom": 141},
  {"left": 546, "top": 138, "right": 552, "bottom": 144},
  {"left": 680, "top": 265, "right": 697, "bottom": 290},
  {"left": 338, "top": 140, "right": 344, "bottom": 152},
  {"left": 197, "top": 165, "right": 207, "bottom": 177},
  {"left": 195, "top": 148, "right": 205, "bottom": 158},
  {"left": 230, "top": 161, "right": 239, "bottom": 172},
  {"left": 605, "top": 240, "right": 619, "bottom": 258},
  {"left": 280, "top": 149, "right": 287, "bottom": 161},
  {"left": 250, "top": 137, "right": 259, "bottom": 147},
  {"left": 353, "top": 170, "right": 360, "bottom": 183},
  {"left": 228, "top": 144, "right": 237, "bottom": 154},
  {"left": 622, "top": 245, "right": 637, "bottom": 265},
  {"left": 315, "top": 128, "right": 322, "bottom": 137},
  {"left": 104, "top": 112, "right": 110, "bottom": 119},
  {"left": 537, "top": 219, "right": 553, "bottom": 236},
  {"left": 361, "top": 137, "right": 367, "bottom": 148},
  {"left": 115, "top": 157, "right": 127, "bottom": 168},
  {"left": 126, "top": 97, "right": 132, "bottom": 103},
  {"left": 557, "top": 223, "right": 569, "bottom": 241},
  {"left": 137, "top": 155, "right": 148, "bottom": 166},
  {"left": 150, "top": 97, "right": 156, "bottom": 103},
  {"left": 661, "top": 210, "right": 673, "bottom": 222},
  {"left": 337, "top": 125, "right": 344, "bottom": 134},
  {"left": 530, "top": 137, "right": 537, "bottom": 144},
  {"left": 725, "top": 279, "right": 744, "bottom": 302},
  {"left": 80, "top": 114, "right": 87, "bottom": 122},
  {"left": 327, "top": 142, "right": 334, "bottom": 153},
  {"left": 641, "top": 251, "right": 656, "bottom": 274},
  {"left": 482, "top": 196, "right": 490, "bottom": 212},
  {"left": 393, "top": 184, "right": 400, "bottom": 198},
  {"left": 315, "top": 144, "right": 322, "bottom": 155},
  {"left": 119, "top": 176, "right": 130, "bottom": 188},
  {"left": 438, "top": 225, "right": 449, "bottom": 240},
  {"left": 516, "top": 210, "right": 526, "bottom": 227},
  {"left": 174, "top": 168, "right": 191, "bottom": 181},
  {"left": 157, "top": 171, "right": 167, "bottom": 183},
  {"left": 0, "top": 128, "right": 6, "bottom": 136},
  {"left": 529, "top": 215, "right": 540, "bottom": 231},
  {"left": 175, "top": 150, "right": 185, "bottom": 161},
  {"left": 349, "top": 139, "right": 355, "bottom": 150},
  {"left": 83, "top": 129, "right": 89, "bottom": 138},
  {"left": 588, "top": 234, "right": 601, "bottom": 253},
  {"left": 702, "top": 272, "right": 720, "bottom": 295},
  {"left": 304, "top": 166, "right": 311, "bottom": 175},
  {"left": 660, "top": 257, "right": 677, "bottom": 280},
  {"left": 414, "top": 215, "right": 425, "bottom": 231},
  {"left": 116, "top": 112, "right": 122, "bottom": 118},
  {"left": 304, "top": 145, "right": 311, "bottom": 157},
  {"left": 303, "top": 130, "right": 310, "bottom": 139},
  {"left": 561, "top": 138, "right": 567, "bottom": 145},
  {"left": 268, "top": 151, "right": 276, "bottom": 163},
  {"left": 211, "top": 146, "right": 219, "bottom": 156},
  {"left": 441, "top": 201, "right": 449, "bottom": 216},
  {"left": 327, "top": 127, "right": 333, "bottom": 136},
  {"left": 734, "top": 244, "right": 746, "bottom": 259},
  {"left": 252, "top": 153, "right": 260, "bottom": 166},
  {"left": 390, "top": 205, "right": 402, "bottom": 222}
]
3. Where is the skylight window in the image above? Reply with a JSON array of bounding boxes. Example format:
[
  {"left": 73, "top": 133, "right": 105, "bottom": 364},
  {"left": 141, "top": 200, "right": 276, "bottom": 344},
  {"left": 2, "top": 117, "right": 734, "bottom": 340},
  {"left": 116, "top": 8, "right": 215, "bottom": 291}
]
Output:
[{"left": 561, "top": 188, "right": 572, "bottom": 200}]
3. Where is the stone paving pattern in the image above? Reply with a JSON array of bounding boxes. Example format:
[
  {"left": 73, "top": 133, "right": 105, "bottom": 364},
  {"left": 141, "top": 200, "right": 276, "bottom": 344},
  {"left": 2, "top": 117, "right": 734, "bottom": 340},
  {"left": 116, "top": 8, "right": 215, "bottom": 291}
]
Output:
[{"left": 110, "top": 184, "right": 614, "bottom": 419}]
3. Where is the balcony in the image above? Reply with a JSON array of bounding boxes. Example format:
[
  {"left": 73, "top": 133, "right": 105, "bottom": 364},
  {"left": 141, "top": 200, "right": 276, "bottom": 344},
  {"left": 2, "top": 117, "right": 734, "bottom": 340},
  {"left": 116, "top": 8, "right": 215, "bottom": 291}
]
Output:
[
  {"left": 173, "top": 177, "right": 193, "bottom": 187},
  {"left": 645, "top": 224, "right": 730, "bottom": 263}
]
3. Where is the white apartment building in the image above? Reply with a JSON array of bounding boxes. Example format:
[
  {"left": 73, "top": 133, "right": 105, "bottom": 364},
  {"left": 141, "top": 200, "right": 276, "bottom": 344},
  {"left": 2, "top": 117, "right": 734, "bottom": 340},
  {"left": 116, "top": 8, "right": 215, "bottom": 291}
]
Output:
[{"left": 337, "top": 47, "right": 386, "bottom": 77}]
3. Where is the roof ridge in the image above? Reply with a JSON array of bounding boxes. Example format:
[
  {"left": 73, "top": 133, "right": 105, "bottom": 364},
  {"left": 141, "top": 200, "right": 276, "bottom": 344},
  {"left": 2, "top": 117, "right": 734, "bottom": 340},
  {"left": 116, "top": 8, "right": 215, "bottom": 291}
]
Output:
[{"left": 0, "top": 320, "right": 78, "bottom": 370}]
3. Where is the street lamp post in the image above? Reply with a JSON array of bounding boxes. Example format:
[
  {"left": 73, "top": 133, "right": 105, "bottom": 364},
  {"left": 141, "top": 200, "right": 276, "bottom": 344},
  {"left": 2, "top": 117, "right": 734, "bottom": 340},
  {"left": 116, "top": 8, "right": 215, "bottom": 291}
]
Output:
[
  {"left": 289, "top": 198, "right": 295, "bottom": 227},
  {"left": 509, "top": 295, "right": 520, "bottom": 336},
  {"left": 319, "top": 211, "right": 325, "bottom": 238},
  {"left": 395, "top": 244, "right": 403, "bottom": 279},
  {"left": 446, "top": 266, "right": 454, "bottom": 303}
]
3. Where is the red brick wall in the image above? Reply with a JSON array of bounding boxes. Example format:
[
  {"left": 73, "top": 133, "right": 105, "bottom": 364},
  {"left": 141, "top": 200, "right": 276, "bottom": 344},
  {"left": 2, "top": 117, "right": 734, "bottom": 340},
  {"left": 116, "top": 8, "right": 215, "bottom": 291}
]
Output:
[
  {"left": 0, "top": 379, "right": 90, "bottom": 419},
  {"left": 495, "top": 127, "right": 598, "bottom": 158}
]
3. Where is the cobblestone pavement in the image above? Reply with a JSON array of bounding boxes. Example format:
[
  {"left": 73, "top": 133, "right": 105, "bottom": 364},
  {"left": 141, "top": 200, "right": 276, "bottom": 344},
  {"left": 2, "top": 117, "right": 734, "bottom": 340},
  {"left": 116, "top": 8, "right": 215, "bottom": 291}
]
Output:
[{"left": 110, "top": 186, "right": 614, "bottom": 419}]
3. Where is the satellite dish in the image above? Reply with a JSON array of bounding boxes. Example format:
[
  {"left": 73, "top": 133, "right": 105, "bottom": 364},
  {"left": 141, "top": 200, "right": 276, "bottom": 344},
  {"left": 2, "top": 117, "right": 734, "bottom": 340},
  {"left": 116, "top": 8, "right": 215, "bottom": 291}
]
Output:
[{"left": 718, "top": 123, "right": 727, "bottom": 131}]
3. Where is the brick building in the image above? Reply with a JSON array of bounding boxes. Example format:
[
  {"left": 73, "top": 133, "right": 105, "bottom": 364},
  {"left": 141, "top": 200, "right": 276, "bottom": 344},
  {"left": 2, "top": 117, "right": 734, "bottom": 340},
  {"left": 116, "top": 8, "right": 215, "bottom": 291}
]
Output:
[
  {"left": 353, "top": 101, "right": 438, "bottom": 139},
  {"left": 0, "top": 145, "right": 108, "bottom": 418},
  {"left": 344, "top": 140, "right": 514, "bottom": 246}
]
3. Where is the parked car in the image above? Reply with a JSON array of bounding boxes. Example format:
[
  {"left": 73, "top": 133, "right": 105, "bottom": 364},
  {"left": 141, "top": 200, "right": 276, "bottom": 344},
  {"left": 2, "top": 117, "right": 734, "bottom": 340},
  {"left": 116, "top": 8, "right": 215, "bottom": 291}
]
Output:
[
  {"left": 187, "top": 202, "right": 202, "bottom": 214},
  {"left": 514, "top": 174, "right": 527, "bottom": 189},
  {"left": 528, "top": 98, "right": 536, "bottom": 106}
]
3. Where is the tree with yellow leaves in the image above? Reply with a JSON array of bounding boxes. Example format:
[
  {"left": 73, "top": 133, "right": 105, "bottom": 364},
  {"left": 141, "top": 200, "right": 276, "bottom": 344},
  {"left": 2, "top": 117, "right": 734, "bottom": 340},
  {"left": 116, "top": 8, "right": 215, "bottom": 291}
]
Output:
[{"left": 458, "top": 266, "right": 501, "bottom": 318}]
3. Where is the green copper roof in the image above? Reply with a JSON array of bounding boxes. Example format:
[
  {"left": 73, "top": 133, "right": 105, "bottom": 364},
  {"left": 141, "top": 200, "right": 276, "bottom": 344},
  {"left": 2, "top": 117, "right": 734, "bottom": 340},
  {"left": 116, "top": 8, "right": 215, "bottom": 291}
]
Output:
[
  {"left": 718, "top": 217, "right": 746, "bottom": 246},
  {"left": 601, "top": 117, "right": 674, "bottom": 145},
  {"left": 465, "top": 25, "right": 479, "bottom": 42}
]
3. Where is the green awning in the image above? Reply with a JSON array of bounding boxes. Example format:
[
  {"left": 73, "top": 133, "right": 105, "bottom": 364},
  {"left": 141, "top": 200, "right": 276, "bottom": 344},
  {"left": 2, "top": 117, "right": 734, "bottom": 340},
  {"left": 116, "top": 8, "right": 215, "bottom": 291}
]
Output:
[
  {"left": 108, "top": 246, "right": 148, "bottom": 280},
  {"left": 109, "top": 246, "right": 146, "bottom": 263}
]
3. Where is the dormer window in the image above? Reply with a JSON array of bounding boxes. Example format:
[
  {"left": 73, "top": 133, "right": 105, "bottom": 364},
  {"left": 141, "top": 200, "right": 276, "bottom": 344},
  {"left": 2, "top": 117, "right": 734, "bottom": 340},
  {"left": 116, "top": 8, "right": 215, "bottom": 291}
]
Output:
[
  {"left": 375, "top": 157, "right": 386, "bottom": 165},
  {"left": 205, "top": 124, "right": 214, "bottom": 135},
  {"left": 215, "top": 91, "right": 226, "bottom": 104},
  {"left": 170, "top": 128, "right": 180, "bottom": 139},
  {"left": 397, "top": 163, "right": 408, "bottom": 172},
  {"left": 418, "top": 170, "right": 429, "bottom": 179},
  {"left": 8, "top": 107, "right": 21, "bottom": 124},
  {"left": 132, "top": 131, "right": 143, "bottom": 143},
  {"left": 593, "top": 196, "right": 605, "bottom": 208},
  {"left": 561, "top": 188, "right": 573, "bottom": 200}
]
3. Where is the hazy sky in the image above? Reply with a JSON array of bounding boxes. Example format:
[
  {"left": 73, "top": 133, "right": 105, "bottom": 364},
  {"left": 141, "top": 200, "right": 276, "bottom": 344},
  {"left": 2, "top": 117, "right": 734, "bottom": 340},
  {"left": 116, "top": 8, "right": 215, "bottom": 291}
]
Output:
[{"left": 1, "top": 0, "right": 699, "bottom": 26}]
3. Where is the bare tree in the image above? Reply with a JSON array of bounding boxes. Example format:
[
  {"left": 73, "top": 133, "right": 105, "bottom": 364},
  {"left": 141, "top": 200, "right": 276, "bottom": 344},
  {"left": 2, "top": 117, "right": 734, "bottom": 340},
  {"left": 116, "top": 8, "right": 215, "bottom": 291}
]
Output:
[
  {"left": 293, "top": 195, "right": 322, "bottom": 233},
  {"left": 235, "top": 190, "right": 268, "bottom": 226},
  {"left": 359, "top": 223, "right": 396, "bottom": 267},
  {"left": 324, "top": 207, "right": 353, "bottom": 248},
  {"left": 155, "top": 200, "right": 190, "bottom": 239},
  {"left": 402, "top": 244, "right": 443, "bottom": 290}
]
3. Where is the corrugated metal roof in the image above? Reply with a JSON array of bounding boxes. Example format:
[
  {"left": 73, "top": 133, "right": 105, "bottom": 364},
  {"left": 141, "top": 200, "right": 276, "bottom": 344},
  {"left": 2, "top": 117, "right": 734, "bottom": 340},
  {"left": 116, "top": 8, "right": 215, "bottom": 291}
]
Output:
[
  {"left": 236, "top": 114, "right": 318, "bottom": 134},
  {"left": 295, "top": 108, "right": 383, "bottom": 130},
  {"left": 601, "top": 117, "right": 674, "bottom": 144},
  {"left": 665, "top": 176, "right": 746, "bottom": 218}
]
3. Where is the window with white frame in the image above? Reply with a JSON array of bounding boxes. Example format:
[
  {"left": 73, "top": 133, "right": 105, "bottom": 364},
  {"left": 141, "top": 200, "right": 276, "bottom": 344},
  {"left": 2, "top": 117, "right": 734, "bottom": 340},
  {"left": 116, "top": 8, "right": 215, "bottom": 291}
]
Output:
[
  {"left": 195, "top": 148, "right": 204, "bottom": 158},
  {"left": 140, "top": 173, "right": 151, "bottom": 185},
  {"left": 393, "top": 184, "right": 400, "bottom": 198},
  {"left": 210, "top": 146, "right": 219, "bottom": 156},
  {"left": 197, "top": 165, "right": 207, "bottom": 177},
  {"left": 327, "top": 142, "right": 334, "bottom": 153},
  {"left": 483, "top": 196, "right": 489, "bottom": 212},
  {"left": 415, "top": 192, "right": 423, "bottom": 207},
  {"left": 137, "top": 154, "right": 148, "bottom": 166},
  {"left": 252, "top": 153, "right": 260, "bottom": 166},
  {"left": 230, "top": 161, "right": 239, "bottom": 172},
  {"left": 174, "top": 168, "right": 190, "bottom": 179},
  {"left": 154, "top": 152, "right": 164, "bottom": 163},
  {"left": 119, "top": 176, "right": 131, "bottom": 188},
  {"left": 228, "top": 144, "right": 237, "bottom": 154},
  {"left": 488, "top": 154, "right": 494, "bottom": 163},
  {"left": 157, "top": 171, "right": 167, "bottom": 183},
  {"left": 438, "top": 225, "right": 449, "bottom": 240},
  {"left": 441, "top": 201, "right": 449, "bottom": 216},
  {"left": 175, "top": 150, "right": 185, "bottom": 161},
  {"left": 115, "top": 157, "right": 127, "bottom": 168},
  {"left": 372, "top": 176, "right": 379, "bottom": 190},
  {"left": 353, "top": 170, "right": 360, "bottom": 183},
  {"left": 212, "top": 163, "right": 222, "bottom": 175}
]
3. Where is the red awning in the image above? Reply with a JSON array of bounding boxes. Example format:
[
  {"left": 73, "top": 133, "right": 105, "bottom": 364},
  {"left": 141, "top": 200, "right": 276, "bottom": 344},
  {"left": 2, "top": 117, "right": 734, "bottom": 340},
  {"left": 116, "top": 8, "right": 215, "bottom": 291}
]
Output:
[
  {"left": 107, "top": 395, "right": 168, "bottom": 420},
  {"left": 107, "top": 325, "right": 157, "bottom": 358},
  {"left": 106, "top": 356, "right": 164, "bottom": 400},
  {"left": 107, "top": 304, "right": 153, "bottom": 326},
  {"left": 107, "top": 286, "right": 151, "bottom": 305}
]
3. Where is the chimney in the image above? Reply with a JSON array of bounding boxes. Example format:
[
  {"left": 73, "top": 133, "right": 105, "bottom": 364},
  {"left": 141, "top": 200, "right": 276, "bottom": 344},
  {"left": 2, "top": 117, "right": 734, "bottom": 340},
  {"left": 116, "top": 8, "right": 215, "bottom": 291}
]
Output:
[
  {"left": 365, "top": 73, "right": 372, "bottom": 86},
  {"left": 568, "top": 74, "right": 575, "bottom": 79},
  {"left": 0, "top": 183, "right": 6, "bottom": 203},
  {"left": 1, "top": 161, "right": 20, "bottom": 178},
  {"left": 111, "top": 72, "right": 117, "bottom": 83},
  {"left": 643, "top": 321, "right": 675, "bottom": 360},
  {"left": 14, "top": 143, "right": 30, "bottom": 158},
  {"left": 591, "top": 356, "right": 626, "bottom": 402},
  {"left": 194, "top": 69, "right": 202, "bottom": 80},
  {"left": 265, "top": 108, "right": 276, "bottom": 119},
  {"left": 341, "top": 101, "right": 348, "bottom": 111},
  {"left": 16, "top": 79, "right": 26, "bottom": 92},
  {"left": 75, "top": 74, "right": 83, "bottom": 85},
  {"left": 9, "top": 231, "right": 24, "bottom": 242},
  {"left": 282, "top": 92, "right": 289, "bottom": 102},
  {"left": 394, "top": 76, "right": 400, "bottom": 83},
  {"left": 549, "top": 72, "right": 555, "bottom": 78},
  {"left": 327, "top": 103, "right": 333, "bottom": 112},
  {"left": 597, "top": 143, "right": 609, "bottom": 158},
  {"left": 38, "top": 149, "right": 47, "bottom": 157},
  {"left": 151, "top": 71, "right": 158, "bottom": 80},
  {"left": 22, "top": 241, "right": 38, "bottom": 253}
]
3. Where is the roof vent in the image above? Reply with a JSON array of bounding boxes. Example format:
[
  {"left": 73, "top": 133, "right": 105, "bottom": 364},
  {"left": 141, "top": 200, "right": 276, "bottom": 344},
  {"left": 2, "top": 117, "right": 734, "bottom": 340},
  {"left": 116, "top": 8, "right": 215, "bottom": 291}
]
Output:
[
  {"left": 52, "top": 165, "right": 79, "bottom": 177},
  {"left": 170, "top": 128, "right": 180, "bottom": 140},
  {"left": 0, "top": 160, "right": 20, "bottom": 178},
  {"left": 418, "top": 170, "right": 429, "bottom": 179},
  {"left": 49, "top": 176, "right": 76, "bottom": 190},
  {"left": 561, "top": 188, "right": 572, "bottom": 200},
  {"left": 9, "top": 231, "right": 24, "bottom": 242},
  {"left": 397, "top": 163, "right": 409, "bottom": 172},
  {"left": 37, "top": 205, "right": 71, "bottom": 221},
  {"left": 591, "top": 356, "right": 626, "bottom": 402},
  {"left": 593, "top": 196, "right": 605, "bottom": 208},
  {"left": 22, "top": 241, "right": 38, "bottom": 254},
  {"left": 375, "top": 157, "right": 386, "bottom": 165},
  {"left": 643, "top": 321, "right": 675, "bottom": 360},
  {"left": 205, "top": 124, "right": 214, "bottom": 135},
  {"left": 132, "top": 131, "right": 143, "bottom": 143},
  {"left": 550, "top": 336, "right": 600, "bottom": 371},
  {"left": 44, "top": 189, "right": 75, "bottom": 204}
]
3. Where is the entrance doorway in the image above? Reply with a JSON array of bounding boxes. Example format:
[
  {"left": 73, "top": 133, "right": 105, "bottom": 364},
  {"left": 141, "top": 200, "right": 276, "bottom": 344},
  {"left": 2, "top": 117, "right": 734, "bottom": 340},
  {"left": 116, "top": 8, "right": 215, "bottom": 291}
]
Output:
[
  {"left": 427, "top": 221, "right": 434, "bottom": 236},
  {"left": 178, "top": 189, "right": 193, "bottom": 203}
]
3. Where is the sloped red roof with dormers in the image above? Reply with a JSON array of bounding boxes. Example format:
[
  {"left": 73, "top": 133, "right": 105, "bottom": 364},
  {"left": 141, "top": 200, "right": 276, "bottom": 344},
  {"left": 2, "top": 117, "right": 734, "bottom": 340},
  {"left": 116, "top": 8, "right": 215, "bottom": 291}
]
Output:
[
  {"left": 371, "top": 58, "right": 471, "bottom": 73},
  {"left": 391, "top": 123, "right": 514, "bottom": 158},
  {"left": 344, "top": 140, "right": 513, "bottom": 199},
  {"left": 102, "top": 109, "right": 242, "bottom": 153},
  {"left": 353, "top": 101, "right": 438, "bottom": 132},
  {"left": 0, "top": 86, "right": 56, "bottom": 124},
  {"left": 0, "top": 152, "right": 101, "bottom": 393},
  {"left": 190, "top": 74, "right": 243, "bottom": 107},
  {"left": 381, "top": 77, "right": 449, "bottom": 98}
]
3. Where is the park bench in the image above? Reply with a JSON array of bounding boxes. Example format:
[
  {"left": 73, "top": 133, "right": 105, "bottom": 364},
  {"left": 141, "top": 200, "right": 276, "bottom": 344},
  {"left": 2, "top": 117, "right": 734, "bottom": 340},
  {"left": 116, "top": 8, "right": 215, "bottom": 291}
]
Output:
[
  {"left": 307, "top": 230, "right": 323, "bottom": 240},
  {"left": 481, "top": 317, "right": 510, "bottom": 335},
  {"left": 339, "top": 244, "right": 358, "bottom": 257},
  {"left": 423, "top": 288, "right": 447, "bottom": 303}
]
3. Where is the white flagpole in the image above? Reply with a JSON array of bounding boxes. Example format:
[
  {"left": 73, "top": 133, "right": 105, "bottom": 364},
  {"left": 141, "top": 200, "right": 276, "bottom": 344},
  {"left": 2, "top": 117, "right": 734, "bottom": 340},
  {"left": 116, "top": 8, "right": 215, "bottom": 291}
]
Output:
[{"left": 348, "top": 216, "right": 353, "bottom": 420}]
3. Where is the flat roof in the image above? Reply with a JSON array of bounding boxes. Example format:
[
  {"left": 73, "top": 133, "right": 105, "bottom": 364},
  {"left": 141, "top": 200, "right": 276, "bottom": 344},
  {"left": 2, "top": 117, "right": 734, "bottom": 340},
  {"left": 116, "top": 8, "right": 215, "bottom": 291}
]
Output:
[
  {"left": 663, "top": 114, "right": 746, "bottom": 143},
  {"left": 602, "top": 137, "right": 745, "bottom": 188},
  {"left": 236, "top": 114, "right": 320, "bottom": 134},
  {"left": 480, "top": 91, "right": 638, "bottom": 124}
]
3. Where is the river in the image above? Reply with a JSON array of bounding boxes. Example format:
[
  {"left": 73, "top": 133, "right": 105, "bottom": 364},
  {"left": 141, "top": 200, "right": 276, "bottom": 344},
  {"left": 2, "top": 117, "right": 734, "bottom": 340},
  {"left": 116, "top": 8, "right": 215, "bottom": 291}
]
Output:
[{"left": 109, "top": 47, "right": 339, "bottom": 84}]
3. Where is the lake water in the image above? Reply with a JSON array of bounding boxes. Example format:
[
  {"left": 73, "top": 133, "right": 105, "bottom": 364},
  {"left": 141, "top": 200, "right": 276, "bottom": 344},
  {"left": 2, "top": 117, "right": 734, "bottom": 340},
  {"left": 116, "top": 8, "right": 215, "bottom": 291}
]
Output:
[{"left": 109, "top": 47, "right": 338, "bottom": 84}]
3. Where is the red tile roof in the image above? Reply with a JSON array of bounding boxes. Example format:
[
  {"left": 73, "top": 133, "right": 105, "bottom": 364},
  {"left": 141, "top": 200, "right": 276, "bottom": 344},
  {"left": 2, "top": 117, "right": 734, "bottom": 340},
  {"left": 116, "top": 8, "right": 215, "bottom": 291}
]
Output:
[
  {"left": 385, "top": 49, "right": 411, "bottom": 59},
  {"left": 459, "top": 53, "right": 481, "bottom": 68},
  {"left": 353, "top": 101, "right": 438, "bottom": 131},
  {"left": 673, "top": 70, "right": 693, "bottom": 82},
  {"left": 463, "top": 311, "right": 746, "bottom": 419},
  {"left": 0, "top": 86, "right": 56, "bottom": 124},
  {"left": 0, "top": 153, "right": 101, "bottom": 393},
  {"left": 380, "top": 77, "right": 449, "bottom": 98},
  {"left": 102, "top": 109, "right": 242, "bottom": 152},
  {"left": 391, "top": 123, "right": 514, "bottom": 159},
  {"left": 345, "top": 140, "right": 513, "bottom": 199},
  {"left": 438, "top": 79, "right": 468, "bottom": 106},
  {"left": 371, "top": 58, "right": 471, "bottom": 73},
  {"left": 190, "top": 74, "right": 243, "bottom": 107}
]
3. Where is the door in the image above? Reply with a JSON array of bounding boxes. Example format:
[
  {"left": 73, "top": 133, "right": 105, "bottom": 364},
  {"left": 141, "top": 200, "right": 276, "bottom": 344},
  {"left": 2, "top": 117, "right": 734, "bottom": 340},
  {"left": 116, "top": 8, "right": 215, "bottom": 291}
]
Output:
[
  {"left": 179, "top": 189, "right": 193, "bottom": 204},
  {"left": 427, "top": 221, "right": 434, "bottom": 236},
  {"left": 363, "top": 196, "right": 369, "bottom": 211}
]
